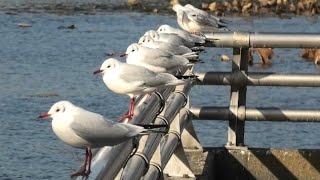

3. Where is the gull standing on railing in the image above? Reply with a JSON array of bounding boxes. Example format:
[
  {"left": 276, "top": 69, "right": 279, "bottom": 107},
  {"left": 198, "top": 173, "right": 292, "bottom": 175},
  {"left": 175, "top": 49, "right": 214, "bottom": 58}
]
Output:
[
  {"left": 94, "top": 58, "right": 188, "bottom": 121},
  {"left": 172, "top": 3, "right": 230, "bottom": 33},
  {"left": 122, "top": 43, "right": 199, "bottom": 74},
  {"left": 138, "top": 35, "right": 194, "bottom": 55},
  {"left": 144, "top": 30, "right": 201, "bottom": 48},
  {"left": 157, "top": 24, "right": 206, "bottom": 44},
  {"left": 38, "top": 101, "right": 166, "bottom": 178}
]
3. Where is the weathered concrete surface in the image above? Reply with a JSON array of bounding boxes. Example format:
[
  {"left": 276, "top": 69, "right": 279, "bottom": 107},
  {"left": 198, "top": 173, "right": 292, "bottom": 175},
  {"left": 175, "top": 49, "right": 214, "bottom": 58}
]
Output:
[{"left": 175, "top": 147, "right": 320, "bottom": 180}]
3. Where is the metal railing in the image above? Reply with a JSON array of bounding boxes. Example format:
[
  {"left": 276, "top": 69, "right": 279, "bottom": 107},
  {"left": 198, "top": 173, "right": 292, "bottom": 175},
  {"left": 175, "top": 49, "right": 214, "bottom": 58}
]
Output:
[
  {"left": 75, "top": 32, "right": 320, "bottom": 179},
  {"left": 191, "top": 32, "right": 320, "bottom": 148}
]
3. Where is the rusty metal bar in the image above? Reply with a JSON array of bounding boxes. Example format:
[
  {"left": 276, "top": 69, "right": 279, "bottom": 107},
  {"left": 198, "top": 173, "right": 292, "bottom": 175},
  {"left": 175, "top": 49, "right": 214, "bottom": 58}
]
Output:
[
  {"left": 204, "top": 32, "right": 320, "bottom": 48},
  {"left": 196, "top": 72, "right": 320, "bottom": 87},
  {"left": 190, "top": 106, "right": 320, "bottom": 122}
]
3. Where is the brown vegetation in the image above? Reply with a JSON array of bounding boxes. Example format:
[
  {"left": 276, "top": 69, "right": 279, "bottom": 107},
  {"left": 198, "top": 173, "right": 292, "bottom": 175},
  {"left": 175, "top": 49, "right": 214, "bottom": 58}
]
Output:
[
  {"left": 248, "top": 48, "right": 274, "bottom": 65},
  {"left": 300, "top": 48, "right": 320, "bottom": 64}
]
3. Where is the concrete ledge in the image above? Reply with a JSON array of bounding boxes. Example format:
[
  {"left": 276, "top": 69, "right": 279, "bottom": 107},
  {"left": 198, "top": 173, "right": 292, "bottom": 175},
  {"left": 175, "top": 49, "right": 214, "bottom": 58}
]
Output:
[{"left": 182, "top": 147, "right": 320, "bottom": 180}]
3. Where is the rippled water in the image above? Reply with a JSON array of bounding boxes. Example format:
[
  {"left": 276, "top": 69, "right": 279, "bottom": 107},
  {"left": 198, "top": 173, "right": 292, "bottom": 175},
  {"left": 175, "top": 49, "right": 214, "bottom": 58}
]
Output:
[{"left": 0, "top": 11, "right": 320, "bottom": 179}]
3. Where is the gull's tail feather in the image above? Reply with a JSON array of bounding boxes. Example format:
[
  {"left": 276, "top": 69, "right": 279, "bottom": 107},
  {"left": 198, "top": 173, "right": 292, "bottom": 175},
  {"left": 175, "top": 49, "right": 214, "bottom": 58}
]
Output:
[
  {"left": 135, "top": 124, "right": 168, "bottom": 129},
  {"left": 135, "top": 124, "right": 168, "bottom": 134},
  {"left": 191, "top": 46, "right": 205, "bottom": 52},
  {"left": 175, "top": 74, "right": 198, "bottom": 79},
  {"left": 182, "top": 52, "right": 199, "bottom": 61}
]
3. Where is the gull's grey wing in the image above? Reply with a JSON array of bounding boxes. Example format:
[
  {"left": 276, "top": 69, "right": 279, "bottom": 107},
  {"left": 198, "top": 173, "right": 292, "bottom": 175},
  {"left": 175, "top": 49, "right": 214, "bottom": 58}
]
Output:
[
  {"left": 118, "top": 63, "right": 180, "bottom": 87},
  {"left": 184, "top": 4, "right": 228, "bottom": 25},
  {"left": 70, "top": 110, "right": 144, "bottom": 147},
  {"left": 118, "top": 63, "right": 158, "bottom": 83},
  {"left": 187, "top": 11, "right": 221, "bottom": 28},
  {"left": 140, "top": 47, "right": 189, "bottom": 70}
]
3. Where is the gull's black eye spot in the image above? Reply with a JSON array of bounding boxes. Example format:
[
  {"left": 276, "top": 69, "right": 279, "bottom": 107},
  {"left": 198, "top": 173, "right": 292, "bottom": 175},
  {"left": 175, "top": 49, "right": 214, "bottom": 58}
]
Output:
[
  {"left": 131, "top": 49, "right": 135, "bottom": 52},
  {"left": 56, "top": 108, "right": 60, "bottom": 112},
  {"left": 107, "top": 65, "right": 111, "bottom": 68}
]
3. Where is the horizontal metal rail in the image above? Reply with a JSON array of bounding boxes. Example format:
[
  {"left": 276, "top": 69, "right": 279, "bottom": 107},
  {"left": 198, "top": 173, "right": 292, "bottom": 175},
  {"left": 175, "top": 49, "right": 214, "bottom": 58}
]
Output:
[
  {"left": 190, "top": 106, "right": 320, "bottom": 122},
  {"left": 196, "top": 72, "right": 320, "bottom": 87},
  {"left": 204, "top": 32, "right": 320, "bottom": 48}
]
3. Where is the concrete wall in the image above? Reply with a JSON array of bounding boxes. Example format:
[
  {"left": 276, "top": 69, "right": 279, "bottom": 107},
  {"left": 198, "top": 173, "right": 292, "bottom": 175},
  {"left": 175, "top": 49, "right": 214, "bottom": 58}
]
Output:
[{"left": 183, "top": 147, "right": 320, "bottom": 180}]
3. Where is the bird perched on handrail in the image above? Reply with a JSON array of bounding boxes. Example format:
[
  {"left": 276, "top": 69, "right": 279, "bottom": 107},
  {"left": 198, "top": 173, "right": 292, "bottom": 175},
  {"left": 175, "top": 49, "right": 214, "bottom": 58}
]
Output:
[
  {"left": 38, "top": 101, "right": 167, "bottom": 178},
  {"left": 122, "top": 43, "right": 200, "bottom": 74},
  {"left": 172, "top": 3, "right": 230, "bottom": 34},
  {"left": 94, "top": 58, "right": 190, "bottom": 121}
]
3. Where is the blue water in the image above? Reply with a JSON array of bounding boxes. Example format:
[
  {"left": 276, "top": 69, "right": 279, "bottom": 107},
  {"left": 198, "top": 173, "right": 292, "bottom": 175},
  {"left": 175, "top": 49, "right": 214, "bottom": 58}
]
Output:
[{"left": 0, "top": 11, "right": 320, "bottom": 179}]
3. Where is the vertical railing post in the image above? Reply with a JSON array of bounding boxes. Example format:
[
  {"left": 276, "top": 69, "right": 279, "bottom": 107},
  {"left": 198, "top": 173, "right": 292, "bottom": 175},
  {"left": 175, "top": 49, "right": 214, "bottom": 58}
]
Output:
[{"left": 227, "top": 45, "right": 249, "bottom": 148}]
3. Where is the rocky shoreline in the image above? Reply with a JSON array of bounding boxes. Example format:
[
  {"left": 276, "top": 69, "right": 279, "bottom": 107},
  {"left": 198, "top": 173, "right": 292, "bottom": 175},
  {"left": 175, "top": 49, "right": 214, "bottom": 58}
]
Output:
[{"left": 0, "top": 0, "right": 319, "bottom": 17}]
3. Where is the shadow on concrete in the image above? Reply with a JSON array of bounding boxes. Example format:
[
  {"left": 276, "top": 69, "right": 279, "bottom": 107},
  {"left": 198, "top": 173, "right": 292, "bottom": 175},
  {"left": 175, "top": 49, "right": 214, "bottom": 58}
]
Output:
[
  {"left": 198, "top": 147, "right": 320, "bottom": 180},
  {"left": 250, "top": 148, "right": 297, "bottom": 179},
  {"left": 298, "top": 149, "right": 320, "bottom": 174},
  {"left": 204, "top": 147, "right": 256, "bottom": 180}
]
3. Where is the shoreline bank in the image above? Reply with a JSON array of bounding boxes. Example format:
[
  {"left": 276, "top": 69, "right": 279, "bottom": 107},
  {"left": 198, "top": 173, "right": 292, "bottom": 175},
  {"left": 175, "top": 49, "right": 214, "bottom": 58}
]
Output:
[{"left": 0, "top": 0, "right": 319, "bottom": 17}]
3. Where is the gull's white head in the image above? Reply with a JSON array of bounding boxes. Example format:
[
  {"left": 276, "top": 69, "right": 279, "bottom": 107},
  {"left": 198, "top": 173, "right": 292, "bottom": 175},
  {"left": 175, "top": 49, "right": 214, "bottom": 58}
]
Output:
[
  {"left": 38, "top": 101, "right": 74, "bottom": 119},
  {"left": 124, "top": 43, "right": 140, "bottom": 56},
  {"left": 144, "top": 30, "right": 159, "bottom": 40},
  {"left": 138, "top": 35, "right": 154, "bottom": 44},
  {"left": 157, "top": 24, "right": 171, "bottom": 33},
  {"left": 94, "top": 58, "right": 120, "bottom": 75}
]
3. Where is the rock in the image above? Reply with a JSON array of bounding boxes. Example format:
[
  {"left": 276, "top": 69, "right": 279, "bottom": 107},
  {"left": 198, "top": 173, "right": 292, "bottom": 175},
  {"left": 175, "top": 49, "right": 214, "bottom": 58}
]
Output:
[
  {"left": 208, "top": 2, "right": 218, "bottom": 12},
  {"left": 128, "top": 0, "right": 139, "bottom": 6},
  {"left": 18, "top": 23, "right": 31, "bottom": 28},
  {"left": 220, "top": 54, "right": 230, "bottom": 61},
  {"left": 201, "top": 3, "right": 209, "bottom": 9}
]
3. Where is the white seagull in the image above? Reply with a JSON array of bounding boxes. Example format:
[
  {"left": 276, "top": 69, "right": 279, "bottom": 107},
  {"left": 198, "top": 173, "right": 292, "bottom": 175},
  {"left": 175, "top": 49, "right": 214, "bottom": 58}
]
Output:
[
  {"left": 157, "top": 24, "right": 205, "bottom": 44},
  {"left": 172, "top": 3, "right": 230, "bottom": 33},
  {"left": 144, "top": 30, "right": 196, "bottom": 48},
  {"left": 122, "top": 43, "right": 198, "bottom": 74},
  {"left": 94, "top": 58, "right": 187, "bottom": 120},
  {"left": 138, "top": 35, "right": 192, "bottom": 55},
  {"left": 138, "top": 35, "right": 199, "bottom": 61},
  {"left": 38, "top": 101, "right": 166, "bottom": 178}
]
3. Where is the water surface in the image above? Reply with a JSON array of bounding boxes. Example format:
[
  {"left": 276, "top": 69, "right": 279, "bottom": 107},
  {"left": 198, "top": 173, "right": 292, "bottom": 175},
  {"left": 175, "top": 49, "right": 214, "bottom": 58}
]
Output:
[{"left": 0, "top": 12, "right": 320, "bottom": 179}]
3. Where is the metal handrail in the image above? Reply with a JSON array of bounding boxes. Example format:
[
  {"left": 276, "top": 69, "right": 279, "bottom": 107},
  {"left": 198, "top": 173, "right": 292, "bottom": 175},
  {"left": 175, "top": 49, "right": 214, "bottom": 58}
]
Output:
[
  {"left": 120, "top": 82, "right": 193, "bottom": 179},
  {"left": 196, "top": 72, "right": 320, "bottom": 87},
  {"left": 190, "top": 106, "right": 320, "bottom": 122},
  {"left": 204, "top": 32, "right": 320, "bottom": 48}
]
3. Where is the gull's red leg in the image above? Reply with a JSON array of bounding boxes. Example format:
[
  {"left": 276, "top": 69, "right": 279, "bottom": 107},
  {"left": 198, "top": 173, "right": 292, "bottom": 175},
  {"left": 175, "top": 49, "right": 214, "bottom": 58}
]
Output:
[
  {"left": 71, "top": 147, "right": 91, "bottom": 178},
  {"left": 119, "top": 98, "right": 135, "bottom": 121},
  {"left": 85, "top": 148, "right": 92, "bottom": 174}
]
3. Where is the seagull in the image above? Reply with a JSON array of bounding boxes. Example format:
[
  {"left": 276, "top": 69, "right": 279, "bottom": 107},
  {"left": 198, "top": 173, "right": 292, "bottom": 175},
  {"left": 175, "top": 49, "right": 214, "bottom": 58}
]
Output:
[
  {"left": 157, "top": 24, "right": 205, "bottom": 44},
  {"left": 138, "top": 35, "right": 199, "bottom": 60},
  {"left": 144, "top": 30, "right": 196, "bottom": 48},
  {"left": 138, "top": 35, "right": 192, "bottom": 55},
  {"left": 94, "top": 58, "right": 187, "bottom": 121},
  {"left": 121, "top": 43, "right": 198, "bottom": 74},
  {"left": 38, "top": 101, "right": 167, "bottom": 178},
  {"left": 172, "top": 3, "right": 230, "bottom": 33}
]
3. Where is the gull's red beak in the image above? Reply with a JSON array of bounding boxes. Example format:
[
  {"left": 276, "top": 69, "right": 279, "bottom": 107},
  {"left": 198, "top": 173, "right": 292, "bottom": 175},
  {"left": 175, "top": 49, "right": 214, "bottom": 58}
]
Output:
[
  {"left": 38, "top": 113, "right": 51, "bottom": 118},
  {"left": 120, "top": 53, "right": 127, "bottom": 57},
  {"left": 93, "top": 69, "right": 103, "bottom": 74}
]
